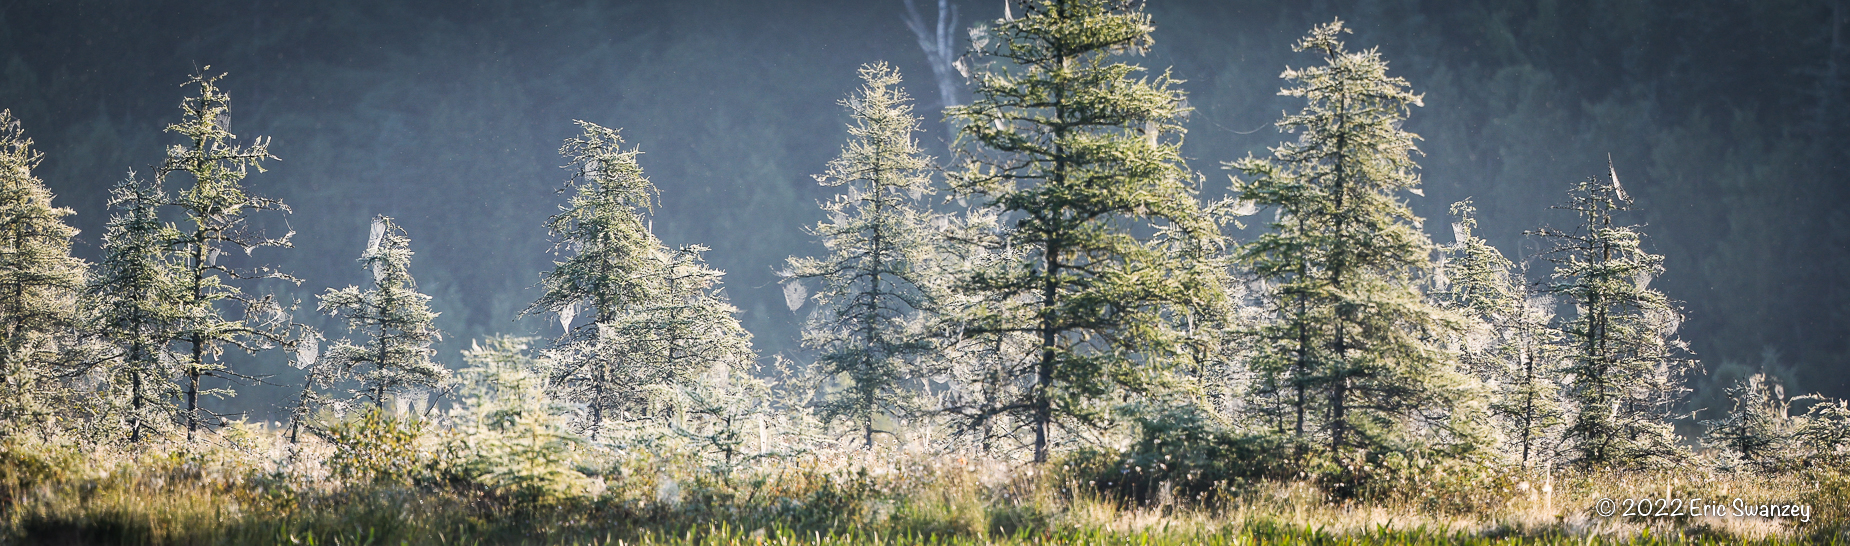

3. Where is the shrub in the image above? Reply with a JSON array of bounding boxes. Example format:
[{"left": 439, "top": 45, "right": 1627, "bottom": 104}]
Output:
[
  {"left": 447, "top": 336, "right": 593, "bottom": 506},
  {"left": 320, "top": 407, "right": 434, "bottom": 486}
]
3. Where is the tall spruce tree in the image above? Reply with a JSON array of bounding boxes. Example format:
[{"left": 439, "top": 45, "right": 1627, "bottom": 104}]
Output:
[
  {"left": 87, "top": 172, "right": 187, "bottom": 442},
  {"left": 159, "top": 70, "right": 295, "bottom": 440},
  {"left": 1531, "top": 162, "right": 1693, "bottom": 469},
  {"left": 784, "top": 63, "right": 941, "bottom": 448},
  {"left": 1439, "top": 200, "right": 1563, "bottom": 468},
  {"left": 524, "top": 121, "right": 661, "bottom": 440},
  {"left": 312, "top": 216, "right": 444, "bottom": 411},
  {"left": 1231, "top": 21, "right": 1481, "bottom": 473},
  {"left": 0, "top": 110, "right": 89, "bottom": 437},
  {"left": 947, "top": 0, "right": 1218, "bottom": 463},
  {"left": 526, "top": 121, "right": 755, "bottom": 441}
]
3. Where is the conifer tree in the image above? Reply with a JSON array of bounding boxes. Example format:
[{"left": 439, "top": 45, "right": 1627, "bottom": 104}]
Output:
[
  {"left": 643, "top": 244, "right": 757, "bottom": 402},
  {"left": 86, "top": 173, "right": 187, "bottom": 442},
  {"left": 1439, "top": 200, "right": 1563, "bottom": 468},
  {"left": 947, "top": 0, "right": 1218, "bottom": 463},
  {"left": 933, "top": 205, "right": 1037, "bottom": 454},
  {"left": 313, "top": 216, "right": 444, "bottom": 410},
  {"left": 158, "top": 69, "right": 296, "bottom": 440},
  {"left": 449, "top": 336, "right": 592, "bottom": 504},
  {"left": 524, "top": 121, "right": 662, "bottom": 440},
  {"left": 1231, "top": 21, "right": 1480, "bottom": 472},
  {"left": 784, "top": 63, "right": 941, "bottom": 448},
  {"left": 525, "top": 122, "right": 755, "bottom": 441},
  {"left": 1531, "top": 163, "right": 1694, "bottom": 469},
  {"left": 0, "top": 110, "right": 89, "bottom": 437}
]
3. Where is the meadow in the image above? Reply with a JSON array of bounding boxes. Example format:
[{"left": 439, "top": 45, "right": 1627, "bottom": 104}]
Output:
[{"left": 3, "top": 423, "right": 1844, "bottom": 546}]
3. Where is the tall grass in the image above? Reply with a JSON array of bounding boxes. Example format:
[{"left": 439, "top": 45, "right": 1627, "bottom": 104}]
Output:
[{"left": 1, "top": 426, "right": 1844, "bottom": 545}]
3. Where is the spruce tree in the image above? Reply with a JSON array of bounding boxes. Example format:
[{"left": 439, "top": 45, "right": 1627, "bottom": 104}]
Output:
[
  {"left": 158, "top": 69, "right": 295, "bottom": 440},
  {"left": 525, "top": 122, "right": 755, "bottom": 441},
  {"left": 1231, "top": 21, "right": 1480, "bottom": 473},
  {"left": 1531, "top": 162, "right": 1693, "bottom": 469},
  {"left": 449, "top": 336, "right": 592, "bottom": 504},
  {"left": 933, "top": 205, "right": 1038, "bottom": 454},
  {"left": 523, "top": 121, "right": 662, "bottom": 440},
  {"left": 947, "top": 0, "right": 1218, "bottom": 463},
  {"left": 87, "top": 172, "right": 188, "bottom": 442},
  {"left": 1438, "top": 200, "right": 1563, "bottom": 468},
  {"left": 313, "top": 216, "right": 444, "bottom": 410},
  {"left": 0, "top": 110, "right": 89, "bottom": 437},
  {"left": 784, "top": 63, "right": 940, "bottom": 448}
]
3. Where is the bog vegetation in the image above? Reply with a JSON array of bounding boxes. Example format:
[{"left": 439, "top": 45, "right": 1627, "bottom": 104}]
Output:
[{"left": 0, "top": 1, "right": 1846, "bottom": 544}]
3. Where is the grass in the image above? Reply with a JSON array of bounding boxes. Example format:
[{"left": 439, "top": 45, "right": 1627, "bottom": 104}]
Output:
[{"left": 1, "top": 425, "right": 1845, "bottom": 545}]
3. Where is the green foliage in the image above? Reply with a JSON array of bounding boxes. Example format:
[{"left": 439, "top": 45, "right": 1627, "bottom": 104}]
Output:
[
  {"left": 1439, "top": 200, "right": 1566, "bottom": 468},
  {"left": 1079, "top": 404, "right": 1294, "bottom": 503},
  {"left": 321, "top": 406, "right": 434, "bottom": 485},
  {"left": 946, "top": 0, "right": 1217, "bottom": 463},
  {"left": 1702, "top": 373, "right": 1850, "bottom": 473},
  {"left": 1231, "top": 20, "right": 1484, "bottom": 484},
  {"left": 528, "top": 121, "right": 757, "bottom": 446},
  {"left": 526, "top": 120, "right": 662, "bottom": 440},
  {"left": 307, "top": 215, "right": 444, "bottom": 415},
  {"left": 0, "top": 110, "right": 89, "bottom": 440},
  {"left": 1532, "top": 165, "right": 1695, "bottom": 470},
  {"left": 85, "top": 172, "right": 188, "bottom": 443},
  {"left": 157, "top": 69, "right": 296, "bottom": 441},
  {"left": 448, "top": 335, "right": 593, "bottom": 506},
  {"left": 785, "top": 63, "right": 942, "bottom": 448}
]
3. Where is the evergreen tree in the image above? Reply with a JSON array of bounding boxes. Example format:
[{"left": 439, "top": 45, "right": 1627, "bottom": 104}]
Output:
[
  {"left": 1438, "top": 200, "right": 1563, "bottom": 468},
  {"left": 85, "top": 173, "right": 188, "bottom": 442},
  {"left": 449, "top": 336, "right": 592, "bottom": 504},
  {"left": 0, "top": 110, "right": 89, "bottom": 437},
  {"left": 641, "top": 244, "right": 757, "bottom": 407},
  {"left": 1531, "top": 162, "right": 1694, "bottom": 469},
  {"left": 158, "top": 69, "right": 296, "bottom": 440},
  {"left": 312, "top": 216, "right": 444, "bottom": 411},
  {"left": 932, "top": 205, "right": 1038, "bottom": 454},
  {"left": 524, "top": 121, "right": 662, "bottom": 441},
  {"left": 784, "top": 63, "right": 941, "bottom": 448},
  {"left": 947, "top": 0, "right": 1218, "bottom": 463},
  {"left": 1231, "top": 20, "right": 1481, "bottom": 473},
  {"left": 525, "top": 122, "right": 755, "bottom": 441}
]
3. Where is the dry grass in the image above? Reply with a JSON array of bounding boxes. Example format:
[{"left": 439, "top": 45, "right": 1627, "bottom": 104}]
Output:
[{"left": 1, "top": 426, "right": 1845, "bottom": 545}]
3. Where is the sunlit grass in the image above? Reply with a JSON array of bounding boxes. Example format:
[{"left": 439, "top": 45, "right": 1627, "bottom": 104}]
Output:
[{"left": 2, "top": 426, "right": 1845, "bottom": 545}]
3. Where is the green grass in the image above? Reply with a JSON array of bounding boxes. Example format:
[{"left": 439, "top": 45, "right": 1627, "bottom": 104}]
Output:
[{"left": 2, "top": 428, "right": 1845, "bottom": 545}]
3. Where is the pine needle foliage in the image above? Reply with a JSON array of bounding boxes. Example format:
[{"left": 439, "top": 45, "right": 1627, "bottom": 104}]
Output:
[
  {"left": 947, "top": 0, "right": 1218, "bottom": 463},
  {"left": 1701, "top": 372, "right": 1850, "bottom": 472},
  {"left": 448, "top": 336, "right": 592, "bottom": 505},
  {"left": 157, "top": 69, "right": 296, "bottom": 440},
  {"left": 1531, "top": 163, "right": 1695, "bottom": 469},
  {"left": 1438, "top": 200, "right": 1564, "bottom": 468},
  {"left": 525, "top": 121, "right": 663, "bottom": 440},
  {"left": 85, "top": 172, "right": 188, "bottom": 442},
  {"left": 785, "top": 63, "right": 941, "bottom": 449},
  {"left": 525, "top": 121, "right": 755, "bottom": 443},
  {"left": 0, "top": 110, "right": 89, "bottom": 439},
  {"left": 1230, "top": 20, "right": 1482, "bottom": 477},
  {"left": 635, "top": 244, "right": 758, "bottom": 413},
  {"left": 311, "top": 216, "right": 444, "bottom": 413}
]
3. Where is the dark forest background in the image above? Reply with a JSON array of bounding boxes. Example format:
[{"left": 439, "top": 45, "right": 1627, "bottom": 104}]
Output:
[{"left": 2, "top": 0, "right": 1845, "bottom": 423}]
